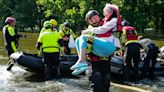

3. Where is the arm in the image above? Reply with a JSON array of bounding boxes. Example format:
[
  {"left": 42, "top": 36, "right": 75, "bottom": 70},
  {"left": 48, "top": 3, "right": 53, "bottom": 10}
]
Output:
[
  {"left": 90, "top": 18, "right": 118, "bottom": 34},
  {"left": 70, "top": 29, "right": 76, "bottom": 39},
  {"left": 36, "top": 34, "right": 43, "bottom": 50},
  {"left": 59, "top": 29, "right": 64, "bottom": 38},
  {"left": 36, "top": 42, "right": 42, "bottom": 50}
]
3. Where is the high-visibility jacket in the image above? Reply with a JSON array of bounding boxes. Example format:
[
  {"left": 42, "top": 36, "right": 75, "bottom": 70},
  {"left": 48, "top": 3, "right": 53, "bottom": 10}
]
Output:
[
  {"left": 37, "top": 29, "right": 62, "bottom": 52},
  {"left": 3, "top": 25, "right": 18, "bottom": 52},
  {"left": 39, "top": 27, "right": 46, "bottom": 34},
  {"left": 59, "top": 28, "right": 76, "bottom": 39}
]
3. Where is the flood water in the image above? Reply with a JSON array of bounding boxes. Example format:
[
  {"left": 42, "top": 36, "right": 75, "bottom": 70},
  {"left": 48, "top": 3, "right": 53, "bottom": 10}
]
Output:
[{"left": 0, "top": 31, "right": 164, "bottom": 92}]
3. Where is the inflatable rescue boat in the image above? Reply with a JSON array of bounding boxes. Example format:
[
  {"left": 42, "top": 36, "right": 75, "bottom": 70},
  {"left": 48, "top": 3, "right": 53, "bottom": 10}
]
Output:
[{"left": 9, "top": 52, "right": 164, "bottom": 76}]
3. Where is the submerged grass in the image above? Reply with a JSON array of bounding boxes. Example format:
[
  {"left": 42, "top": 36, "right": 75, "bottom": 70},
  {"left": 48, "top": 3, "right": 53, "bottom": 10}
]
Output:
[{"left": 0, "top": 31, "right": 164, "bottom": 55}]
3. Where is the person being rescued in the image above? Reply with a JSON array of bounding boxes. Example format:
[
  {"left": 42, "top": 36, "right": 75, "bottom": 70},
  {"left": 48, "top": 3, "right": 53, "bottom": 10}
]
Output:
[
  {"left": 120, "top": 21, "right": 142, "bottom": 81},
  {"left": 70, "top": 3, "right": 122, "bottom": 77},
  {"left": 36, "top": 21, "right": 63, "bottom": 80},
  {"left": 59, "top": 22, "right": 76, "bottom": 55}
]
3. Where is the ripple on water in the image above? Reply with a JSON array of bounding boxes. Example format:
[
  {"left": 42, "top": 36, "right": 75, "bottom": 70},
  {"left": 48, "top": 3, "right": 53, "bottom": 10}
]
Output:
[{"left": 0, "top": 65, "right": 164, "bottom": 92}]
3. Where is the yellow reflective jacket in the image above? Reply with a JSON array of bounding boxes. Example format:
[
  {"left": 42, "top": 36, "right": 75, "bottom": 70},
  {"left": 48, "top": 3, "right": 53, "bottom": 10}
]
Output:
[
  {"left": 59, "top": 28, "right": 76, "bottom": 39},
  {"left": 3, "top": 25, "right": 17, "bottom": 52},
  {"left": 37, "top": 29, "right": 62, "bottom": 52}
]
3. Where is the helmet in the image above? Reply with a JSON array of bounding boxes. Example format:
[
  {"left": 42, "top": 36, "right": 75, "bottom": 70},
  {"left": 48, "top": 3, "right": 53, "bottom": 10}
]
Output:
[
  {"left": 43, "top": 21, "right": 52, "bottom": 28},
  {"left": 85, "top": 10, "right": 99, "bottom": 21},
  {"left": 5, "top": 17, "right": 16, "bottom": 24},
  {"left": 63, "top": 22, "right": 71, "bottom": 28},
  {"left": 122, "top": 21, "right": 129, "bottom": 26},
  {"left": 50, "top": 19, "right": 57, "bottom": 26}
]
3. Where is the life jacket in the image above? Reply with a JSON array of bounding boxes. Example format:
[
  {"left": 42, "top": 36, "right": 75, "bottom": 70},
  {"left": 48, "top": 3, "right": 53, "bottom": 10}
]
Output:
[
  {"left": 62, "top": 29, "right": 70, "bottom": 39},
  {"left": 97, "top": 4, "right": 123, "bottom": 37},
  {"left": 123, "top": 26, "right": 138, "bottom": 41}
]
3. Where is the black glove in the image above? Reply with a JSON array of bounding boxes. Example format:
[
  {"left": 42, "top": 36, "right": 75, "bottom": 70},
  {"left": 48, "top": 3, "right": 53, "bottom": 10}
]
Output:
[{"left": 36, "top": 42, "right": 42, "bottom": 50}]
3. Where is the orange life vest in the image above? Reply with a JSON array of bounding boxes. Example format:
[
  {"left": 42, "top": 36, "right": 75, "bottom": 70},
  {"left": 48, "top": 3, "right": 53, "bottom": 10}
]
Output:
[
  {"left": 124, "top": 26, "right": 138, "bottom": 41},
  {"left": 97, "top": 5, "right": 123, "bottom": 38}
]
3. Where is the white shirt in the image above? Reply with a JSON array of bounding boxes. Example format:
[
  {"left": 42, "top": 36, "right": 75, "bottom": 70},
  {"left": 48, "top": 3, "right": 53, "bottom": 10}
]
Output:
[{"left": 89, "top": 18, "right": 121, "bottom": 48}]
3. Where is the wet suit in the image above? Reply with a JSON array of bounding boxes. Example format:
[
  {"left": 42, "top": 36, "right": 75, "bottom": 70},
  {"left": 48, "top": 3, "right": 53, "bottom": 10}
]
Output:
[
  {"left": 89, "top": 58, "right": 111, "bottom": 92},
  {"left": 123, "top": 43, "right": 141, "bottom": 81},
  {"left": 3, "top": 25, "right": 21, "bottom": 70}
]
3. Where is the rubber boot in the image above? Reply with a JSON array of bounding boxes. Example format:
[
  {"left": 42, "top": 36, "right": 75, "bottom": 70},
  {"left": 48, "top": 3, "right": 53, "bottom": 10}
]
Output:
[
  {"left": 92, "top": 72, "right": 103, "bottom": 92},
  {"left": 52, "top": 66, "right": 60, "bottom": 79},
  {"left": 6, "top": 59, "right": 14, "bottom": 71},
  {"left": 44, "top": 65, "right": 51, "bottom": 81}
]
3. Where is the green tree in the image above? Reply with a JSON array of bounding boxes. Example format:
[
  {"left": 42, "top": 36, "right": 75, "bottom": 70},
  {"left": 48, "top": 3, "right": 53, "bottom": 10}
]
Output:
[{"left": 0, "top": 0, "right": 39, "bottom": 32}]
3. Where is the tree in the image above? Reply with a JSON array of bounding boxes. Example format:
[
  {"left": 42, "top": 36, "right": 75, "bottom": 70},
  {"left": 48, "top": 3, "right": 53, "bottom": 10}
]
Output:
[{"left": 0, "top": 0, "right": 39, "bottom": 32}]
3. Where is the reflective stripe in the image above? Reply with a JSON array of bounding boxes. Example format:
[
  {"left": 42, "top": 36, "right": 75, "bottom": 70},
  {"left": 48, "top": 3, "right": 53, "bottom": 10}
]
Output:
[
  {"left": 100, "top": 57, "right": 109, "bottom": 60},
  {"left": 42, "top": 46, "right": 59, "bottom": 49},
  {"left": 42, "top": 46, "right": 59, "bottom": 52},
  {"left": 8, "top": 26, "right": 15, "bottom": 36},
  {"left": 11, "top": 41, "right": 17, "bottom": 52},
  {"left": 125, "top": 40, "right": 138, "bottom": 46},
  {"left": 59, "top": 29, "right": 76, "bottom": 38}
]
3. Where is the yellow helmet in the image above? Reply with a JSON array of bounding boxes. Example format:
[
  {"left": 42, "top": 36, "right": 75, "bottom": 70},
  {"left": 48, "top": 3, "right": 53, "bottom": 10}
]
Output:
[{"left": 50, "top": 19, "right": 57, "bottom": 26}]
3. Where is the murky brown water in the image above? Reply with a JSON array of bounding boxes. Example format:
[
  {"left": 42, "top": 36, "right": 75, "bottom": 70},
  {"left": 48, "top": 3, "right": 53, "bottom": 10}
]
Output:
[{"left": 0, "top": 31, "right": 164, "bottom": 92}]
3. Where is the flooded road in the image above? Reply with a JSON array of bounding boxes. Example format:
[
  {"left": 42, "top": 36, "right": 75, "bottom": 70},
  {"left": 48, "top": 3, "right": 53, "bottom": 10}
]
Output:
[
  {"left": 0, "top": 64, "right": 164, "bottom": 92},
  {"left": 0, "top": 32, "right": 164, "bottom": 92}
]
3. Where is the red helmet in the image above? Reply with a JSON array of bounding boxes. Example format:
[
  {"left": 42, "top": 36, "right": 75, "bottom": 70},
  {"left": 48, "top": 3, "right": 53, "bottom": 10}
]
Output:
[{"left": 5, "top": 17, "right": 16, "bottom": 24}]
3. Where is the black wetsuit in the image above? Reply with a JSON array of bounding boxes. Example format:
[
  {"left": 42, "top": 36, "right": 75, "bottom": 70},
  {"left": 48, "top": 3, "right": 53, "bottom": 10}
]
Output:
[
  {"left": 89, "top": 53, "right": 111, "bottom": 92},
  {"left": 123, "top": 43, "right": 141, "bottom": 81},
  {"left": 141, "top": 43, "right": 160, "bottom": 79}
]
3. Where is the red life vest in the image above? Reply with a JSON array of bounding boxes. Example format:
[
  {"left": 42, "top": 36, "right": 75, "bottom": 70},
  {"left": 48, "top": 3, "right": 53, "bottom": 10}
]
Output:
[
  {"left": 124, "top": 26, "right": 138, "bottom": 41},
  {"left": 97, "top": 4, "right": 123, "bottom": 38}
]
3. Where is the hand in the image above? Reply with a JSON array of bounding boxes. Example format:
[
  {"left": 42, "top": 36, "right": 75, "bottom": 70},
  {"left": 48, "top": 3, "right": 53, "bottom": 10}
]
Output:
[
  {"left": 22, "top": 34, "right": 27, "bottom": 38},
  {"left": 63, "top": 37, "right": 69, "bottom": 41},
  {"left": 81, "top": 29, "right": 90, "bottom": 35}
]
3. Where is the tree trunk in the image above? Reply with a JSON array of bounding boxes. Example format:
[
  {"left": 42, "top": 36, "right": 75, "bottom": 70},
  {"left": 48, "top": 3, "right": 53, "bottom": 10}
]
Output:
[
  {"left": 39, "top": 19, "right": 42, "bottom": 32},
  {"left": 141, "top": 26, "right": 145, "bottom": 33},
  {"left": 161, "top": 12, "right": 164, "bottom": 33}
]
